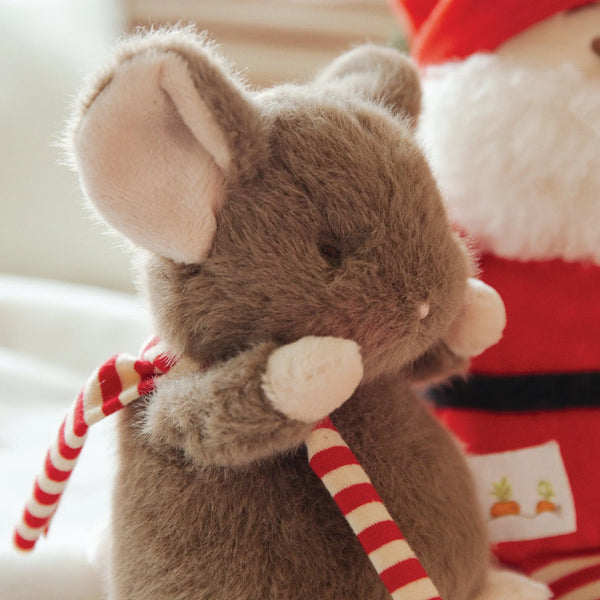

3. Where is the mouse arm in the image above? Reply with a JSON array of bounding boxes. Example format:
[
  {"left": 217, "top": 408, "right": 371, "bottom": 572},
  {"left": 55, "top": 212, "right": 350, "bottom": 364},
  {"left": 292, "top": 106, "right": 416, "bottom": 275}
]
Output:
[{"left": 142, "top": 336, "right": 363, "bottom": 466}]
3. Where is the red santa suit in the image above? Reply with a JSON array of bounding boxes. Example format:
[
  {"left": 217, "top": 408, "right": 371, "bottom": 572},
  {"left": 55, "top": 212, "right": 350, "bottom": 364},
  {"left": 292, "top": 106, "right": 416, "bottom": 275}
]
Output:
[{"left": 390, "top": 1, "right": 600, "bottom": 598}]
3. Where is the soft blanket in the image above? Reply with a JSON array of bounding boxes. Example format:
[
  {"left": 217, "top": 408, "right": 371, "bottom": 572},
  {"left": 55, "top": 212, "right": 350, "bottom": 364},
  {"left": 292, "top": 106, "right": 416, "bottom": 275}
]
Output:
[{"left": 0, "top": 275, "right": 150, "bottom": 600}]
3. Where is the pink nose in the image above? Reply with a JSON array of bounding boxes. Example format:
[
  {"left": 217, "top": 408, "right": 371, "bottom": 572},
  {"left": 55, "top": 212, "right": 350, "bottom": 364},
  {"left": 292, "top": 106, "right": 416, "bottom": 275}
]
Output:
[{"left": 417, "top": 302, "right": 430, "bottom": 320}]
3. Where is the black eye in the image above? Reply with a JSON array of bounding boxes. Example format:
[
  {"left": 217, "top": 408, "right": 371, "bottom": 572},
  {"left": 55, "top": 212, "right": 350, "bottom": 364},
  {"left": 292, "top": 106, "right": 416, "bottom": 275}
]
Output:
[
  {"left": 592, "top": 36, "right": 600, "bottom": 58},
  {"left": 318, "top": 242, "right": 342, "bottom": 266}
]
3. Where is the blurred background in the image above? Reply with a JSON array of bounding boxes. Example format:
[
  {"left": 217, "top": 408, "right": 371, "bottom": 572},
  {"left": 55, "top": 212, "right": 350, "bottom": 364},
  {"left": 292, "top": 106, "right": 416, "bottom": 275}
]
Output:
[{"left": 0, "top": 0, "right": 402, "bottom": 293}]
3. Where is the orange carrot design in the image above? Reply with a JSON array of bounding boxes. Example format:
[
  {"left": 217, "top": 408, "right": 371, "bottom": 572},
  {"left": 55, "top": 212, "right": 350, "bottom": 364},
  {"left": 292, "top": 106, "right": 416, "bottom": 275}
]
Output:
[
  {"left": 536, "top": 480, "right": 557, "bottom": 514},
  {"left": 490, "top": 477, "right": 520, "bottom": 518}
]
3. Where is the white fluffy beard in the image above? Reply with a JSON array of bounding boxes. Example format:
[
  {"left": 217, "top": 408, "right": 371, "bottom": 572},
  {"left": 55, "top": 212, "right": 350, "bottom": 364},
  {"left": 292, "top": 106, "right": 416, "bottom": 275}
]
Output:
[{"left": 419, "top": 53, "right": 600, "bottom": 264}]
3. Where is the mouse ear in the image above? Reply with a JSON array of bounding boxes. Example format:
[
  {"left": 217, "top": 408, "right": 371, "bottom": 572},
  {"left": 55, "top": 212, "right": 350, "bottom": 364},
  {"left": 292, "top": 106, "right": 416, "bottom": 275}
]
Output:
[
  {"left": 444, "top": 278, "right": 507, "bottom": 358},
  {"left": 71, "top": 32, "right": 264, "bottom": 264},
  {"left": 316, "top": 45, "right": 421, "bottom": 122}
]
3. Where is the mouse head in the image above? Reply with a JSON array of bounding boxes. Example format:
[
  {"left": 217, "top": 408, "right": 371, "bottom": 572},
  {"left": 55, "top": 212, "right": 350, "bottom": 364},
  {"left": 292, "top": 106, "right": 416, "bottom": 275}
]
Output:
[{"left": 70, "top": 29, "right": 504, "bottom": 384}]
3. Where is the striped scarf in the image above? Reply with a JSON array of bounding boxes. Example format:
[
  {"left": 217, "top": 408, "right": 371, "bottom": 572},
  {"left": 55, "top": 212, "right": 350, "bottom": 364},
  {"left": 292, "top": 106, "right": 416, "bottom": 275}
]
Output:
[{"left": 14, "top": 337, "right": 440, "bottom": 600}]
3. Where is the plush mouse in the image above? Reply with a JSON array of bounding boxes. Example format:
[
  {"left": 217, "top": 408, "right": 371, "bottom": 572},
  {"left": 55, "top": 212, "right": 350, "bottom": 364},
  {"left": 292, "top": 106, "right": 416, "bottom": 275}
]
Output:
[
  {"left": 390, "top": 1, "right": 600, "bottom": 598},
  {"left": 18, "top": 29, "right": 552, "bottom": 600}
]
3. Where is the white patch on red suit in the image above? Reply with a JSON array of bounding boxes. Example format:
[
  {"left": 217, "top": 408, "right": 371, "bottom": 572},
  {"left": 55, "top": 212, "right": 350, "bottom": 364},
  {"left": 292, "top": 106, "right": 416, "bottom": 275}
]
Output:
[{"left": 468, "top": 441, "right": 576, "bottom": 543}]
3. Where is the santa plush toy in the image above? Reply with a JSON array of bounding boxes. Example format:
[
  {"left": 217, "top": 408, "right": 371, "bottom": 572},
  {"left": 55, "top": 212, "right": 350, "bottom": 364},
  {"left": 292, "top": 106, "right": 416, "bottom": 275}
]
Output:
[{"left": 390, "top": 1, "right": 600, "bottom": 599}]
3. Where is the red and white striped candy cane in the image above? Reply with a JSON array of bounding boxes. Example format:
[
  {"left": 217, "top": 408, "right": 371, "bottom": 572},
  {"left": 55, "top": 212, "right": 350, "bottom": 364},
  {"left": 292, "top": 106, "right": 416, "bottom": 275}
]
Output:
[
  {"left": 14, "top": 339, "right": 440, "bottom": 600},
  {"left": 307, "top": 418, "right": 441, "bottom": 600},
  {"left": 13, "top": 337, "right": 174, "bottom": 551}
]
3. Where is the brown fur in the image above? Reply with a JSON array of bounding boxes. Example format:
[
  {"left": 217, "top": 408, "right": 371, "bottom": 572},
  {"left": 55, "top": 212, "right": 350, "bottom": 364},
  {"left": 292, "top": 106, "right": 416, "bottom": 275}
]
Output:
[{"left": 71, "top": 29, "right": 489, "bottom": 600}]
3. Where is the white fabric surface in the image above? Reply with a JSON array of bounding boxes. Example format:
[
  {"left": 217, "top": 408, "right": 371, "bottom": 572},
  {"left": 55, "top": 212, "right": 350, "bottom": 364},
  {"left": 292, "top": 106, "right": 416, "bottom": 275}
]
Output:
[{"left": 0, "top": 275, "right": 151, "bottom": 599}]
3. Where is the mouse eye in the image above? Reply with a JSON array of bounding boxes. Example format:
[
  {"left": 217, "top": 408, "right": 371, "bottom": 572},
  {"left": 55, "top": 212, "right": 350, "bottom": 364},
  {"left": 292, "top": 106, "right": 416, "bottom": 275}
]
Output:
[
  {"left": 592, "top": 36, "right": 600, "bottom": 58},
  {"left": 318, "top": 242, "right": 342, "bottom": 266}
]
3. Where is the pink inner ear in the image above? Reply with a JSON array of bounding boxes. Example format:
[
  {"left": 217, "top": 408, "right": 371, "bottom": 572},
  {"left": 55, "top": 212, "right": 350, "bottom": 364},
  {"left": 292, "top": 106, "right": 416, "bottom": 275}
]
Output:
[
  {"left": 159, "top": 55, "right": 232, "bottom": 175},
  {"left": 73, "top": 51, "right": 228, "bottom": 264},
  {"left": 444, "top": 278, "right": 507, "bottom": 358}
]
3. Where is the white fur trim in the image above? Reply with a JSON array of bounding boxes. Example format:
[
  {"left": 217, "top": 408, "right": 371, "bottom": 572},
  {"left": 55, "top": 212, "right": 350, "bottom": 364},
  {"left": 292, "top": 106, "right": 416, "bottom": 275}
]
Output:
[
  {"left": 262, "top": 336, "right": 363, "bottom": 423},
  {"left": 419, "top": 41, "right": 600, "bottom": 264},
  {"left": 74, "top": 51, "right": 227, "bottom": 264},
  {"left": 444, "top": 278, "right": 506, "bottom": 358}
]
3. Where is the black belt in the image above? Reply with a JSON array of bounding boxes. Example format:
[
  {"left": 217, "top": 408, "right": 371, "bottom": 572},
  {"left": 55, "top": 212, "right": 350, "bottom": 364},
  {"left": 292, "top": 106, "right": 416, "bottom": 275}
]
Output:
[{"left": 427, "top": 372, "right": 600, "bottom": 412}]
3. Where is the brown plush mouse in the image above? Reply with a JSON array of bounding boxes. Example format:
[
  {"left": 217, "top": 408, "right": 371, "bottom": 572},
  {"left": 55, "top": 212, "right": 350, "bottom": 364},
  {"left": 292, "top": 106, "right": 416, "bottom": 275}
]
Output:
[{"left": 68, "top": 28, "right": 548, "bottom": 600}]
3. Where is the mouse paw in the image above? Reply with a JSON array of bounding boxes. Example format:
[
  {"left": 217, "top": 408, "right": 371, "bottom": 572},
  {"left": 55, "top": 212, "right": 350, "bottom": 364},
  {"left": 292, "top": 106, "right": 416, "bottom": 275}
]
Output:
[{"left": 262, "top": 336, "right": 363, "bottom": 423}]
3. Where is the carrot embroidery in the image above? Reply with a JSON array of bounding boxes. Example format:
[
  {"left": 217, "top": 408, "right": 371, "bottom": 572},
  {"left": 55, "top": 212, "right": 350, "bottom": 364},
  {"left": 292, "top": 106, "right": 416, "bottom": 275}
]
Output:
[
  {"left": 536, "top": 480, "right": 558, "bottom": 514},
  {"left": 490, "top": 477, "right": 521, "bottom": 518}
]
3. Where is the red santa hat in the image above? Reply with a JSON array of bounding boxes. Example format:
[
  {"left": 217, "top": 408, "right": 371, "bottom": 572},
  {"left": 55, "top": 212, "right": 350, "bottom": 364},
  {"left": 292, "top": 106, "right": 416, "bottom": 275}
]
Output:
[{"left": 390, "top": 0, "right": 596, "bottom": 65}]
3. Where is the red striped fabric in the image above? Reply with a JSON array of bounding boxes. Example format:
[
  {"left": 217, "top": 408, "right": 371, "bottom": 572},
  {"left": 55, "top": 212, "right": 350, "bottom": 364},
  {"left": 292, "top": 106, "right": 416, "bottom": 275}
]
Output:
[
  {"left": 73, "top": 395, "right": 87, "bottom": 437},
  {"left": 526, "top": 555, "right": 600, "bottom": 600},
  {"left": 307, "top": 418, "right": 441, "bottom": 600},
  {"left": 15, "top": 535, "right": 35, "bottom": 551},
  {"left": 551, "top": 564, "right": 600, "bottom": 598},
  {"left": 309, "top": 445, "right": 359, "bottom": 477},
  {"left": 135, "top": 358, "right": 161, "bottom": 396},
  {"left": 33, "top": 486, "right": 60, "bottom": 506},
  {"left": 44, "top": 452, "right": 70, "bottom": 482},
  {"left": 98, "top": 357, "right": 122, "bottom": 415},
  {"left": 381, "top": 558, "right": 430, "bottom": 590},
  {"left": 334, "top": 482, "right": 382, "bottom": 513},
  {"left": 358, "top": 521, "right": 405, "bottom": 554},
  {"left": 57, "top": 419, "right": 82, "bottom": 460},
  {"left": 23, "top": 510, "right": 47, "bottom": 529},
  {"left": 13, "top": 337, "right": 174, "bottom": 552}
]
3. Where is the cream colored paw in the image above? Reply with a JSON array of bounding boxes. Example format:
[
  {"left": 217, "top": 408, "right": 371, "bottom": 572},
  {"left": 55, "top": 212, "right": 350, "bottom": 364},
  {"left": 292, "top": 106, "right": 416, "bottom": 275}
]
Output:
[
  {"left": 262, "top": 336, "right": 363, "bottom": 423},
  {"left": 475, "top": 569, "right": 551, "bottom": 600},
  {"left": 444, "top": 278, "right": 506, "bottom": 358}
]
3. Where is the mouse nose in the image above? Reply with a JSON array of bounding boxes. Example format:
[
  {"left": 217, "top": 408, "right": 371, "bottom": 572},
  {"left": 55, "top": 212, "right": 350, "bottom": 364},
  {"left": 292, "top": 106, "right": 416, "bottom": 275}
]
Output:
[
  {"left": 417, "top": 301, "right": 430, "bottom": 320},
  {"left": 592, "top": 36, "right": 600, "bottom": 57}
]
